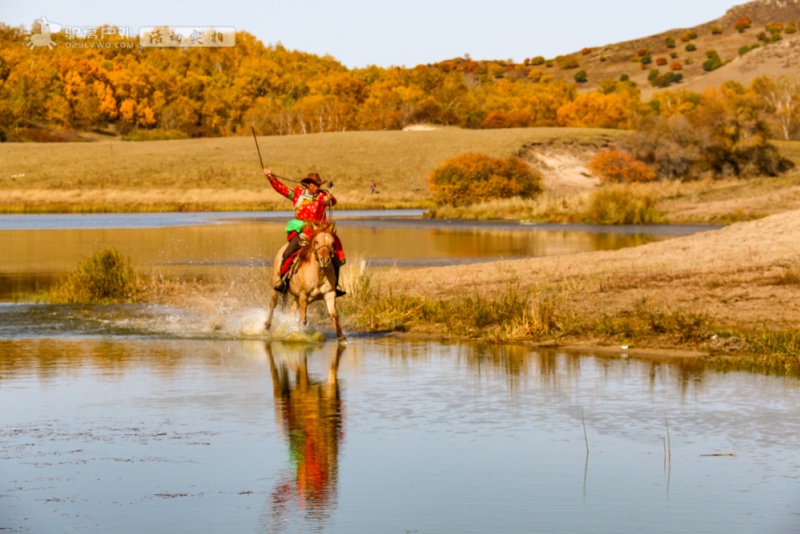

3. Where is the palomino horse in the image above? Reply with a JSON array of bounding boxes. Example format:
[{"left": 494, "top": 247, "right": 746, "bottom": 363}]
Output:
[{"left": 265, "top": 222, "right": 346, "bottom": 342}]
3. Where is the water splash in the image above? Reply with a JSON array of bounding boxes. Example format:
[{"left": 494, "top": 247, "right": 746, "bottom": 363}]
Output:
[{"left": 0, "top": 302, "right": 327, "bottom": 342}]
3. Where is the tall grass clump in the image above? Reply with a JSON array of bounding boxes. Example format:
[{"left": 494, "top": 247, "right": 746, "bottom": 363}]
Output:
[
  {"left": 741, "top": 329, "right": 800, "bottom": 374},
  {"left": 584, "top": 186, "right": 665, "bottom": 224},
  {"left": 47, "top": 248, "right": 140, "bottom": 304}
]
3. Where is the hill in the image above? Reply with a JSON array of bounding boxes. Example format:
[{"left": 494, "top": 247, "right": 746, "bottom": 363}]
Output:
[{"left": 532, "top": 0, "right": 800, "bottom": 97}]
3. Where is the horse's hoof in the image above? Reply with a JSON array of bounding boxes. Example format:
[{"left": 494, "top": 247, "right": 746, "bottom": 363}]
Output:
[{"left": 264, "top": 322, "right": 271, "bottom": 330}]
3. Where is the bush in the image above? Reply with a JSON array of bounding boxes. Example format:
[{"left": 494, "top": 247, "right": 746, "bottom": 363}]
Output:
[
  {"left": 585, "top": 186, "right": 664, "bottom": 225},
  {"left": 703, "top": 50, "right": 723, "bottom": 72},
  {"left": 428, "top": 153, "right": 542, "bottom": 207},
  {"left": 574, "top": 70, "right": 588, "bottom": 83},
  {"left": 735, "top": 17, "right": 752, "bottom": 32},
  {"left": 124, "top": 128, "right": 189, "bottom": 141},
  {"left": 588, "top": 150, "right": 657, "bottom": 184},
  {"left": 48, "top": 249, "right": 139, "bottom": 304},
  {"left": 685, "top": 43, "right": 697, "bottom": 52}
]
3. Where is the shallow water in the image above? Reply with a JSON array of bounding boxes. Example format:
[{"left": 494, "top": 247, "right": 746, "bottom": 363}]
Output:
[
  {"left": 3, "top": 212, "right": 794, "bottom": 533},
  {"left": 0, "top": 211, "right": 715, "bottom": 300},
  {"left": 2, "top": 337, "right": 799, "bottom": 533}
]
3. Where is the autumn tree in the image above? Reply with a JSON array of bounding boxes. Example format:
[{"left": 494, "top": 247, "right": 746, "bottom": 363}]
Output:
[
  {"left": 588, "top": 150, "right": 656, "bottom": 184},
  {"left": 428, "top": 153, "right": 541, "bottom": 206},
  {"left": 750, "top": 75, "right": 800, "bottom": 140}
]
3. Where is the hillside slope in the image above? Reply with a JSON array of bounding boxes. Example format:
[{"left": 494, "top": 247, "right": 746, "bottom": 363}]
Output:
[{"left": 544, "top": 0, "right": 800, "bottom": 96}]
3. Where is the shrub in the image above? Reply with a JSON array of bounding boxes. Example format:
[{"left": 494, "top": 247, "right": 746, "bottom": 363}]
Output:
[
  {"left": 48, "top": 249, "right": 139, "bottom": 304},
  {"left": 670, "top": 61, "right": 683, "bottom": 71},
  {"left": 428, "top": 153, "right": 542, "bottom": 207},
  {"left": 124, "top": 128, "right": 189, "bottom": 141},
  {"left": 480, "top": 110, "right": 528, "bottom": 129},
  {"left": 584, "top": 186, "right": 664, "bottom": 225},
  {"left": 574, "top": 70, "right": 588, "bottom": 83},
  {"left": 588, "top": 150, "right": 657, "bottom": 184},
  {"left": 711, "top": 26, "right": 723, "bottom": 35},
  {"left": 735, "top": 17, "right": 752, "bottom": 32},
  {"left": 650, "top": 71, "right": 683, "bottom": 88},
  {"left": 681, "top": 30, "right": 697, "bottom": 42},
  {"left": 580, "top": 47, "right": 592, "bottom": 55},
  {"left": 531, "top": 56, "right": 546, "bottom": 65},
  {"left": 685, "top": 43, "right": 697, "bottom": 52},
  {"left": 665, "top": 37, "right": 676, "bottom": 48},
  {"left": 656, "top": 57, "right": 668, "bottom": 66},
  {"left": 703, "top": 50, "right": 723, "bottom": 72},
  {"left": 556, "top": 55, "right": 580, "bottom": 69}
]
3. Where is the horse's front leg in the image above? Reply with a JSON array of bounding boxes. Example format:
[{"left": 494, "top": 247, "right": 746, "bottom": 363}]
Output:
[
  {"left": 265, "top": 289, "right": 281, "bottom": 330},
  {"left": 324, "top": 292, "right": 346, "bottom": 343},
  {"left": 298, "top": 291, "right": 309, "bottom": 325}
]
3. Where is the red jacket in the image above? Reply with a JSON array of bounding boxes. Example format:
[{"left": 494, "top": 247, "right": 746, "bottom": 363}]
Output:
[{"left": 268, "top": 176, "right": 336, "bottom": 225}]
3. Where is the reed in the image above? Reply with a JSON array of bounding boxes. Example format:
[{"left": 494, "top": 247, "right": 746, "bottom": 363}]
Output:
[{"left": 584, "top": 186, "right": 665, "bottom": 224}]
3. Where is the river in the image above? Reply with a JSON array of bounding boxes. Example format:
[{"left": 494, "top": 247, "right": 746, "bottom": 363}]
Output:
[{"left": 1, "top": 212, "right": 797, "bottom": 533}]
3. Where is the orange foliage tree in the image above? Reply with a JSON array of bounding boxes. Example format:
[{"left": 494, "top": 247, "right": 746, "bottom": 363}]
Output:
[
  {"left": 556, "top": 92, "right": 631, "bottom": 129},
  {"left": 428, "top": 153, "right": 541, "bottom": 206},
  {"left": 588, "top": 150, "right": 656, "bottom": 184}
]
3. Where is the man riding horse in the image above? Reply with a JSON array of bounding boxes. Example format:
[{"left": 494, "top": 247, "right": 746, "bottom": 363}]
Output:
[{"left": 263, "top": 168, "right": 346, "bottom": 296}]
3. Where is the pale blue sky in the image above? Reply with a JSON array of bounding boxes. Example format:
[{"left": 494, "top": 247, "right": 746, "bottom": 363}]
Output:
[{"left": 3, "top": 0, "right": 747, "bottom": 68}]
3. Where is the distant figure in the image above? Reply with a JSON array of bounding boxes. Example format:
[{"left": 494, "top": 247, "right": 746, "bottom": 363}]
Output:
[{"left": 370, "top": 181, "right": 377, "bottom": 194}]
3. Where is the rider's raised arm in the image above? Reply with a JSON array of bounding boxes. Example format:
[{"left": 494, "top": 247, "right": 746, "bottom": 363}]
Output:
[
  {"left": 323, "top": 191, "right": 337, "bottom": 208},
  {"left": 264, "top": 168, "right": 292, "bottom": 199}
]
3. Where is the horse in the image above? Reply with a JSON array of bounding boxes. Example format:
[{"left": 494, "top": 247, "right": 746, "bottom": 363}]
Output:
[{"left": 265, "top": 222, "right": 346, "bottom": 342}]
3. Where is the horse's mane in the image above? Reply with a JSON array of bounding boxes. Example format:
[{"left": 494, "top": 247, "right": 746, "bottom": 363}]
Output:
[{"left": 298, "top": 222, "right": 336, "bottom": 263}]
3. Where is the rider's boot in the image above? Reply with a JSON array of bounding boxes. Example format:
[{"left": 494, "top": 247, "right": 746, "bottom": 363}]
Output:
[
  {"left": 333, "top": 259, "right": 346, "bottom": 297},
  {"left": 273, "top": 273, "right": 290, "bottom": 294}
]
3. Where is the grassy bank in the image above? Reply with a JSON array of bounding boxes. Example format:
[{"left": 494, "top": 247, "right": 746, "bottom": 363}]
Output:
[{"left": 336, "top": 272, "right": 800, "bottom": 376}]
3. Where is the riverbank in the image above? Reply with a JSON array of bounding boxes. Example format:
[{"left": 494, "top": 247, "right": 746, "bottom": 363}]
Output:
[{"left": 336, "top": 209, "right": 800, "bottom": 374}]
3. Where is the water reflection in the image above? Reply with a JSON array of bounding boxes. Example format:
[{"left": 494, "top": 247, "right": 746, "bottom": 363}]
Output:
[{"left": 265, "top": 343, "right": 345, "bottom": 530}]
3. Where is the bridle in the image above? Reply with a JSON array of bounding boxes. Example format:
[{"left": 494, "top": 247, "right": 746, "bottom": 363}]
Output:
[{"left": 312, "top": 239, "right": 334, "bottom": 269}]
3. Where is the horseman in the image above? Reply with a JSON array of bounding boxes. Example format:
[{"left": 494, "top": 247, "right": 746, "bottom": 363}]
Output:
[{"left": 263, "top": 168, "right": 346, "bottom": 296}]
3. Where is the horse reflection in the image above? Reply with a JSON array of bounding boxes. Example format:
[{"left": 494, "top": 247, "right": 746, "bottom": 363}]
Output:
[{"left": 265, "top": 343, "right": 345, "bottom": 529}]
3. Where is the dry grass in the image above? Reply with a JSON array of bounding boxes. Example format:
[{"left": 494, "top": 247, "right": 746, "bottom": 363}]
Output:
[
  {"left": 0, "top": 127, "right": 616, "bottom": 213},
  {"left": 2, "top": 128, "right": 800, "bottom": 224}
]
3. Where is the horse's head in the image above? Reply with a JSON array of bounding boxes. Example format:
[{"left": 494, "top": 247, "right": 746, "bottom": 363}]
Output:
[{"left": 300, "top": 223, "right": 336, "bottom": 270}]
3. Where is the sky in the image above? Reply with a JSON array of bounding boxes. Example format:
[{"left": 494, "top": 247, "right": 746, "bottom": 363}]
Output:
[{"left": 3, "top": 0, "right": 749, "bottom": 68}]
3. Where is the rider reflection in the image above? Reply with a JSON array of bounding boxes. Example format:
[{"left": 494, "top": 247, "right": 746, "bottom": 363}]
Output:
[{"left": 265, "top": 343, "right": 345, "bottom": 527}]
